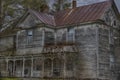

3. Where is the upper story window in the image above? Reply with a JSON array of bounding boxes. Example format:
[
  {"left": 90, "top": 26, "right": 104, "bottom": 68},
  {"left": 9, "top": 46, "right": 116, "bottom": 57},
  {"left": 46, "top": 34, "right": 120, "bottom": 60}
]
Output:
[
  {"left": 110, "top": 54, "right": 115, "bottom": 63},
  {"left": 104, "top": 12, "right": 110, "bottom": 23},
  {"left": 27, "top": 30, "right": 33, "bottom": 43},
  {"left": 109, "top": 29, "right": 114, "bottom": 45},
  {"left": 67, "top": 27, "right": 75, "bottom": 42},
  {"left": 45, "top": 31, "right": 54, "bottom": 45},
  {"left": 113, "top": 20, "right": 116, "bottom": 26}
]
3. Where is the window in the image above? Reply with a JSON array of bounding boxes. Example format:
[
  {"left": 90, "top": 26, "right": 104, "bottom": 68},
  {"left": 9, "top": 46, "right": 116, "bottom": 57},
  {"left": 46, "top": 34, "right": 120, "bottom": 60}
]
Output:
[
  {"left": 36, "top": 65, "right": 42, "bottom": 71},
  {"left": 44, "top": 59, "right": 52, "bottom": 71},
  {"left": 66, "top": 61, "right": 73, "bottom": 71},
  {"left": 113, "top": 20, "right": 116, "bottom": 26},
  {"left": 27, "top": 30, "right": 33, "bottom": 43},
  {"left": 109, "top": 29, "right": 114, "bottom": 44},
  {"left": 53, "top": 58, "right": 62, "bottom": 76},
  {"left": 66, "top": 57, "right": 74, "bottom": 71},
  {"left": 67, "top": 27, "right": 75, "bottom": 42},
  {"left": 110, "top": 53, "right": 115, "bottom": 70},
  {"left": 105, "top": 12, "right": 110, "bottom": 23},
  {"left": 45, "top": 31, "right": 54, "bottom": 45},
  {"left": 110, "top": 54, "right": 115, "bottom": 63}
]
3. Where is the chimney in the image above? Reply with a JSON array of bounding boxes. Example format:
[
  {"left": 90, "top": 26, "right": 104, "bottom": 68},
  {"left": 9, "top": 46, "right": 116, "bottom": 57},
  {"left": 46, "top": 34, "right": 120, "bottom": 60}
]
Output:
[{"left": 72, "top": 0, "right": 77, "bottom": 8}]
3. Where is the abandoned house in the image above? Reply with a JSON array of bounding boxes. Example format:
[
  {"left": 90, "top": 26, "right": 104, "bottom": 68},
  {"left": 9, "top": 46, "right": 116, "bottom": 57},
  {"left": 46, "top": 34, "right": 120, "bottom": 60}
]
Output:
[{"left": 0, "top": 0, "right": 120, "bottom": 80}]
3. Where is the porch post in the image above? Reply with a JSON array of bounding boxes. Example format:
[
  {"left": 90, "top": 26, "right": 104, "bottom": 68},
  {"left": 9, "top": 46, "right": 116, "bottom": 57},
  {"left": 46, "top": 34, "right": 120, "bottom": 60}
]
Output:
[
  {"left": 13, "top": 60, "right": 16, "bottom": 76},
  {"left": 6, "top": 59, "right": 9, "bottom": 77},
  {"left": 22, "top": 58, "right": 25, "bottom": 77},
  {"left": 42, "top": 58, "right": 44, "bottom": 78},
  {"left": 31, "top": 57, "right": 33, "bottom": 77},
  {"left": 6, "top": 59, "right": 8, "bottom": 71},
  {"left": 63, "top": 55, "right": 66, "bottom": 78},
  {"left": 51, "top": 59, "right": 54, "bottom": 77}
]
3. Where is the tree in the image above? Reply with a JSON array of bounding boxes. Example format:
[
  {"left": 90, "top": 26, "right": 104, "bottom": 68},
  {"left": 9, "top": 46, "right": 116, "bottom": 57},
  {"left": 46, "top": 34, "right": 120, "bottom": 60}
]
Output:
[
  {"left": 0, "top": 0, "right": 24, "bottom": 29},
  {"left": 0, "top": 0, "right": 2, "bottom": 28},
  {"left": 21, "top": 0, "right": 48, "bottom": 12},
  {"left": 0, "top": 0, "right": 48, "bottom": 29},
  {"left": 53, "top": 0, "right": 71, "bottom": 11}
]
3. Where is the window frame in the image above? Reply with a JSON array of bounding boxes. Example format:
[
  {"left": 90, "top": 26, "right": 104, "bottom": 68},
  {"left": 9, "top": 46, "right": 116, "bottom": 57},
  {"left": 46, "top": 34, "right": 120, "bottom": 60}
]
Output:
[
  {"left": 27, "top": 29, "right": 33, "bottom": 44},
  {"left": 67, "top": 27, "right": 75, "bottom": 42}
]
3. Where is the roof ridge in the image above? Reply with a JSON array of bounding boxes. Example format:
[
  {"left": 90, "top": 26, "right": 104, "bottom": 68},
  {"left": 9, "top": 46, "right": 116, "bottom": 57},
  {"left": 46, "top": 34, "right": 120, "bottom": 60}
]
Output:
[{"left": 53, "top": 0, "right": 111, "bottom": 14}]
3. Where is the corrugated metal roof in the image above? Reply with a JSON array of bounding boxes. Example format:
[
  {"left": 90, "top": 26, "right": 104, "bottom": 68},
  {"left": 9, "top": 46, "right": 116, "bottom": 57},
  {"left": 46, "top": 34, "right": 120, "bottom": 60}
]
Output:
[
  {"left": 30, "top": 10, "right": 55, "bottom": 26},
  {"left": 30, "top": 1, "right": 111, "bottom": 27}
]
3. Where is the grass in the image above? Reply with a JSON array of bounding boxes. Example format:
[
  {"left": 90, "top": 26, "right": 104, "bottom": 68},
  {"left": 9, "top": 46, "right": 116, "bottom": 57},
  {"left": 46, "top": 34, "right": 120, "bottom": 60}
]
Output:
[{"left": 0, "top": 78, "right": 20, "bottom": 80}]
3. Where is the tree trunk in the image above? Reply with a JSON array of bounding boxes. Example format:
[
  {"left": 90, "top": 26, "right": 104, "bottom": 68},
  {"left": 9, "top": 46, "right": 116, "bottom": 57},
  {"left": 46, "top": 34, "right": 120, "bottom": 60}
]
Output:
[{"left": 0, "top": 0, "right": 2, "bottom": 29}]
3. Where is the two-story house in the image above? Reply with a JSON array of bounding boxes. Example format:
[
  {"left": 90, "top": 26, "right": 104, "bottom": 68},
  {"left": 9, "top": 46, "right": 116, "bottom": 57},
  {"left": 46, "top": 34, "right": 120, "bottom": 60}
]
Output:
[{"left": 0, "top": 0, "right": 120, "bottom": 80}]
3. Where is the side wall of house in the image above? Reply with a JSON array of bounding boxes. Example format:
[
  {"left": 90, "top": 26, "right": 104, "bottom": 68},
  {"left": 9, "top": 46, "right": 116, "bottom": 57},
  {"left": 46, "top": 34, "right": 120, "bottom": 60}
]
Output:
[
  {"left": 75, "top": 24, "right": 98, "bottom": 79},
  {"left": 102, "top": 7, "right": 120, "bottom": 80},
  {"left": 97, "top": 24, "right": 110, "bottom": 80}
]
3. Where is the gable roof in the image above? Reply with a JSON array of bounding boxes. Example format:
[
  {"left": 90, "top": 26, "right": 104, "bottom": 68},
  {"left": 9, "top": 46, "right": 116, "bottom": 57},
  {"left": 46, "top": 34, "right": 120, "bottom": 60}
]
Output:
[
  {"left": 30, "top": 10, "right": 55, "bottom": 26},
  {"left": 54, "top": 1, "right": 111, "bottom": 26},
  {"left": 27, "top": 1, "right": 113, "bottom": 27}
]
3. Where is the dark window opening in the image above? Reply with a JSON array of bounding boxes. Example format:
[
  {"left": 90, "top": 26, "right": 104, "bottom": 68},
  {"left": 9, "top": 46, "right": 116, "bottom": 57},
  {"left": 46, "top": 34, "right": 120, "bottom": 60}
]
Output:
[
  {"left": 114, "top": 20, "right": 116, "bottom": 26},
  {"left": 36, "top": 65, "right": 42, "bottom": 71},
  {"left": 66, "top": 58, "right": 74, "bottom": 71},
  {"left": 44, "top": 59, "right": 52, "bottom": 71},
  {"left": 53, "top": 58, "right": 62, "bottom": 77}
]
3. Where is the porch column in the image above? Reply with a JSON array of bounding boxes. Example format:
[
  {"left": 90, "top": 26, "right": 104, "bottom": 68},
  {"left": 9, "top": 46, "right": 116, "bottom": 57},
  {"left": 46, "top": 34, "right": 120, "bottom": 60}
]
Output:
[
  {"left": 6, "top": 59, "right": 8, "bottom": 71},
  {"left": 31, "top": 57, "right": 33, "bottom": 77},
  {"left": 13, "top": 60, "right": 16, "bottom": 76},
  {"left": 63, "top": 55, "right": 66, "bottom": 78},
  {"left": 6, "top": 59, "right": 9, "bottom": 77},
  {"left": 42, "top": 58, "right": 44, "bottom": 78},
  {"left": 51, "top": 59, "right": 54, "bottom": 77},
  {"left": 22, "top": 58, "right": 25, "bottom": 77}
]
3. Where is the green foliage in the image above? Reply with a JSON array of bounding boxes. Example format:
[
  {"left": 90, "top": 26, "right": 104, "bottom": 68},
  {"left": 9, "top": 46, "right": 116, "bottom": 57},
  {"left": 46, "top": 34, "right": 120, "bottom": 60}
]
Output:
[
  {"left": 21, "top": 0, "right": 48, "bottom": 11},
  {"left": 2, "top": 0, "right": 20, "bottom": 16},
  {"left": 1, "top": 0, "right": 48, "bottom": 18},
  {"left": 63, "top": 3, "right": 71, "bottom": 10},
  {"left": 53, "top": 0, "right": 71, "bottom": 11},
  {"left": 0, "top": 0, "right": 48, "bottom": 28}
]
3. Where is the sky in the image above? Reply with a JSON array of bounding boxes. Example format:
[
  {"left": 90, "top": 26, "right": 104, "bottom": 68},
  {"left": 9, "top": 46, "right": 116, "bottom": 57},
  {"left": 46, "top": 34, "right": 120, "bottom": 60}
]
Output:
[
  {"left": 115, "top": 0, "right": 120, "bottom": 12},
  {"left": 77, "top": 0, "right": 120, "bottom": 12}
]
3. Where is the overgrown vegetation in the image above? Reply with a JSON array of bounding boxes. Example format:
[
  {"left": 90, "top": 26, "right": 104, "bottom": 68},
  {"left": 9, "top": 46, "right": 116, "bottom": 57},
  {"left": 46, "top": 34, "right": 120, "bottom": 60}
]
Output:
[
  {"left": 53, "top": 0, "right": 71, "bottom": 11},
  {"left": 0, "top": 0, "right": 71, "bottom": 29}
]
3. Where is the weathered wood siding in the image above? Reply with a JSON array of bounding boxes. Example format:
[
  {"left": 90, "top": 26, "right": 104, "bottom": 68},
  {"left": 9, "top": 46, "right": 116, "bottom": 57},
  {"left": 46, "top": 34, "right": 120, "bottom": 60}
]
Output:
[
  {"left": 16, "top": 28, "right": 43, "bottom": 55},
  {"left": 98, "top": 24, "right": 110, "bottom": 79},
  {"left": 16, "top": 27, "right": 55, "bottom": 55},
  {"left": 0, "top": 36, "right": 14, "bottom": 55},
  {"left": 75, "top": 24, "right": 97, "bottom": 79},
  {"left": 102, "top": 7, "right": 120, "bottom": 79}
]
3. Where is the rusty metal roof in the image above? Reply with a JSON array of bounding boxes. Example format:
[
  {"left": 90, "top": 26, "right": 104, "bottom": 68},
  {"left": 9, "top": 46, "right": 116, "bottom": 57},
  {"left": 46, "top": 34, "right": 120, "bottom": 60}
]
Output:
[
  {"left": 30, "top": 1, "right": 111, "bottom": 27},
  {"left": 30, "top": 10, "right": 55, "bottom": 26}
]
